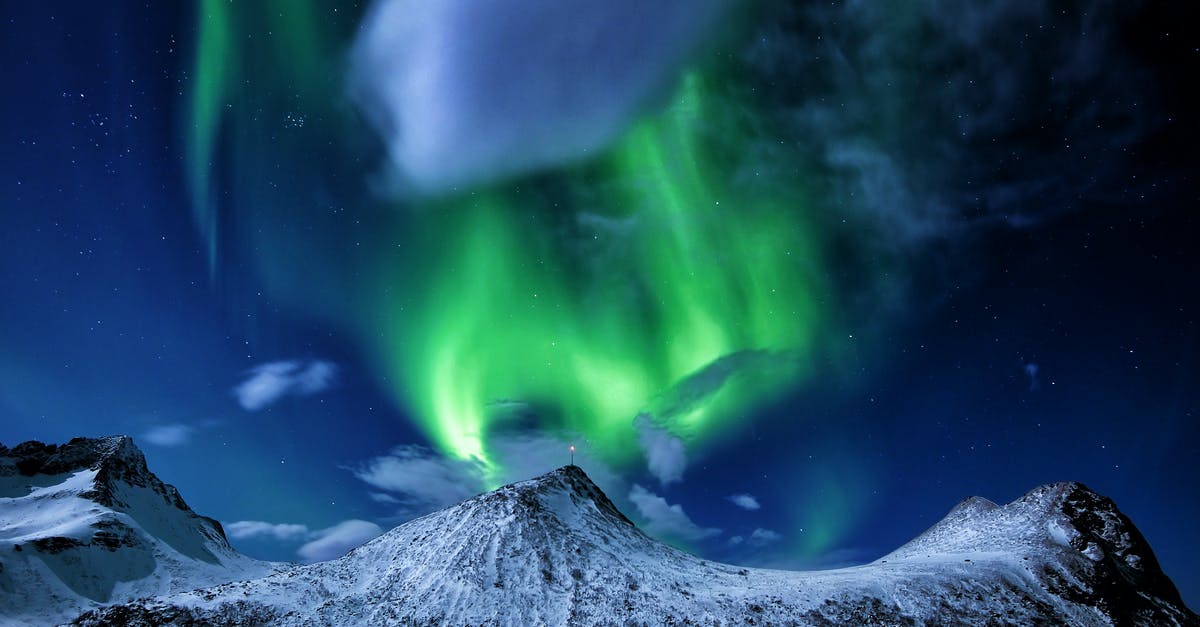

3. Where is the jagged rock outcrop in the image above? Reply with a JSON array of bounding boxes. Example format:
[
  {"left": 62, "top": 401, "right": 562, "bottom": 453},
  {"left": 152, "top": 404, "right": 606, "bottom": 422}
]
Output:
[{"left": 0, "top": 436, "right": 274, "bottom": 625}]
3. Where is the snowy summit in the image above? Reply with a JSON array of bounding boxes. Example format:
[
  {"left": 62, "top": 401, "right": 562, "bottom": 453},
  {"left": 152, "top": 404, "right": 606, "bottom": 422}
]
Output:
[{"left": 0, "top": 436, "right": 276, "bottom": 625}]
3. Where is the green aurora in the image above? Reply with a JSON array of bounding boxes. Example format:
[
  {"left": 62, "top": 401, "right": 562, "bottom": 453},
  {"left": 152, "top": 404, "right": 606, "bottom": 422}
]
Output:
[{"left": 186, "top": 1, "right": 845, "bottom": 490}]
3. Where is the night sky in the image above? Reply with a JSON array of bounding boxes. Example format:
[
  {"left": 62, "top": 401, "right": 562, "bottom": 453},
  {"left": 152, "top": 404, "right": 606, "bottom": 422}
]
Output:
[{"left": 2, "top": 0, "right": 1197, "bottom": 611}]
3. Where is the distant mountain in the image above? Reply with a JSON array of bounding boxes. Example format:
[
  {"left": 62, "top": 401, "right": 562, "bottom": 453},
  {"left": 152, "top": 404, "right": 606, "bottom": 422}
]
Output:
[
  {"left": 70, "top": 464, "right": 1196, "bottom": 626},
  {"left": 0, "top": 436, "right": 275, "bottom": 625}
]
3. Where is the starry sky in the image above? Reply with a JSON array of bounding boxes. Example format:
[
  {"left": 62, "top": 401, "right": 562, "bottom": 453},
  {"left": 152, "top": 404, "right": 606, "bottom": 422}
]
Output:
[{"left": 2, "top": 0, "right": 1197, "bottom": 610}]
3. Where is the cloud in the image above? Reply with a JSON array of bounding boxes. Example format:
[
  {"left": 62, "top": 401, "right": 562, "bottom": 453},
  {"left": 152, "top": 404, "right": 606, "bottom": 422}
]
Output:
[
  {"left": 748, "top": 528, "right": 782, "bottom": 546},
  {"left": 645, "top": 351, "right": 802, "bottom": 440},
  {"left": 724, "top": 526, "right": 782, "bottom": 557},
  {"left": 628, "top": 484, "right": 720, "bottom": 542},
  {"left": 635, "top": 415, "right": 686, "bottom": 486},
  {"left": 1023, "top": 362, "right": 1039, "bottom": 391},
  {"left": 738, "top": 0, "right": 1159, "bottom": 245},
  {"left": 234, "top": 360, "right": 336, "bottom": 410},
  {"left": 349, "top": 0, "right": 730, "bottom": 194},
  {"left": 368, "top": 492, "right": 402, "bottom": 505},
  {"left": 297, "top": 519, "right": 384, "bottom": 562},
  {"left": 352, "top": 445, "right": 485, "bottom": 512},
  {"left": 728, "top": 528, "right": 781, "bottom": 549},
  {"left": 225, "top": 520, "right": 309, "bottom": 542},
  {"left": 140, "top": 423, "right": 193, "bottom": 447},
  {"left": 224, "top": 518, "right": 385, "bottom": 563},
  {"left": 727, "top": 493, "right": 761, "bottom": 511}
]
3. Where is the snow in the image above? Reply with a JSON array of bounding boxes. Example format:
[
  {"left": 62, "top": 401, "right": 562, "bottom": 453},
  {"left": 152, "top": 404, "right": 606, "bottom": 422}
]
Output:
[
  {"left": 1, "top": 442, "right": 1193, "bottom": 626},
  {"left": 71, "top": 468, "right": 1199, "bottom": 626},
  {"left": 0, "top": 470, "right": 104, "bottom": 544},
  {"left": 0, "top": 438, "right": 278, "bottom": 626}
]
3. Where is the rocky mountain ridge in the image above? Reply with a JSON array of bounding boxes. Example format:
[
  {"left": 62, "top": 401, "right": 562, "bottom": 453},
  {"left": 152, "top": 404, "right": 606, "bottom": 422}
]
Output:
[
  {"left": 0, "top": 436, "right": 275, "bottom": 625},
  {"left": 71, "top": 463, "right": 1198, "bottom": 626}
]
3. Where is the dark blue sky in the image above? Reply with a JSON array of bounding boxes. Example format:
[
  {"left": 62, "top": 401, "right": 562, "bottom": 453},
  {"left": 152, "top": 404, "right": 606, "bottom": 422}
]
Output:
[{"left": 2, "top": 0, "right": 1196, "bottom": 610}]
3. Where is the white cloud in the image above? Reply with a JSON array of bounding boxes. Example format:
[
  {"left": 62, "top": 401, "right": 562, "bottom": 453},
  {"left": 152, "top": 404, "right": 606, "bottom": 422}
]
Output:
[
  {"left": 225, "top": 520, "right": 309, "bottom": 542},
  {"left": 635, "top": 415, "right": 686, "bottom": 486},
  {"left": 727, "top": 493, "right": 761, "bottom": 511},
  {"left": 234, "top": 360, "right": 336, "bottom": 411},
  {"left": 748, "top": 528, "right": 782, "bottom": 546},
  {"left": 348, "top": 0, "right": 729, "bottom": 194},
  {"left": 224, "top": 518, "right": 385, "bottom": 563},
  {"left": 368, "top": 492, "right": 402, "bottom": 505},
  {"left": 141, "top": 423, "right": 193, "bottom": 447},
  {"left": 297, "top": 519, "right": 384, "bottom": 562},
  {"left": 353, "top": 445, "right": 484, "bottom": 511},
  {"left": 628, "top": 484, "right": 720, "bottom": 542}
]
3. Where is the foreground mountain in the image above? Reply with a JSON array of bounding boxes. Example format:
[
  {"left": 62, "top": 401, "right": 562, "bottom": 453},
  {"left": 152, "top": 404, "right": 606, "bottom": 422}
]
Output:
[
  {"left": 0, "top": 436, "right": 275, "bottom": 625},
  {"left": 75, "top": 465, "right": 1196, "bottom": 626}
]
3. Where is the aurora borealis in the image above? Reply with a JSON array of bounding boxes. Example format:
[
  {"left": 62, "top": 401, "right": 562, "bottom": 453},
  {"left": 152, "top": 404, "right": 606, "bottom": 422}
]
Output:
[
  {"left": 2, "top": 0, "right": 1198, "bottom": 610},
  {"left": 377, "top": 79, "right": 830, "bottom": 471},
  {"left": 183, "top": 1, "right": 836, "bottom": 476}
]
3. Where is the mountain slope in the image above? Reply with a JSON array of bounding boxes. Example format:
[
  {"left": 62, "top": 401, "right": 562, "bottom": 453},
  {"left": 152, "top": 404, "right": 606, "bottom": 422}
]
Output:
[
  {"left": 74, "top": 465, "right": 1197, "bottom": 626},
  {"left": 0, "top": 436, "right": 275, "bottom": 625}
]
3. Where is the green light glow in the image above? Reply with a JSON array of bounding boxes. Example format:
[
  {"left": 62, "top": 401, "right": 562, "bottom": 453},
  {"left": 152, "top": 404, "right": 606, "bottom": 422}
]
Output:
[
  {"left": 186, "top": 0, "right": 234, "bottom": 278},
  {"left": 184, "top": 4, "right": 837, "bottom": 479},
  {"left": 185, "top": 1, "right": 344, "bottom": 282},
  {"left": 783, "top": 455, "right": 873, "bottom": 560},
  {"left": 368, "top": 74, "right": 828, "bottom": 472}
]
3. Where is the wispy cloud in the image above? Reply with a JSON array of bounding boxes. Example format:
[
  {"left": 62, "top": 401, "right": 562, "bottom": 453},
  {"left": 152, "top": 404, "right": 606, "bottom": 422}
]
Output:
[
  {"left": 224, "top": 517, "right": 384, "bottom": 563},
  {"left": 727, "top": 493, "right": 761, "bottom": 511},
  {"left": 225, "top": 520, "right": 309, "bottom": 542},
  {"left": 349, "top": 0, "right": 729, "bottom": 194},
  {"left": 234, "top": 359, "right": 336, "bottom": 410},
  {"left": 368, "top": 492, "right": 402, "bottom": 505},
  {"left": 297, "top": 519, "right": 384, "bottom": 562},
  {"left": 748, "top": 528, "right": 782, "bottom": 546},
  {"left": 1023, "top": 362, "right": 1039, "bottom": 391},
  {"left": 635, "top": 415, "right": 686, "bottom": 486},
  {"left": 744, "top": 1, "right": 1158, "bottom": 244},
  {"left": 628, "top": 484, "right": 720, "bottom": 542},
  {"left": 140, "top": 423, "right": 194, "bottom": 447},
  {"left": 352, "top": 445, "right": 485, "bottom": 512}
]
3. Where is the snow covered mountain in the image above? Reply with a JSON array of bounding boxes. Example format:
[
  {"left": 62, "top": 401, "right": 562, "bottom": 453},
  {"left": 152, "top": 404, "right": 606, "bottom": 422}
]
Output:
[
  {"left": 0, "top": 436, "right": 275, "bottom": 625},
  {"left": 72, "top": 464, "right": 1196, "bottom": 626}
]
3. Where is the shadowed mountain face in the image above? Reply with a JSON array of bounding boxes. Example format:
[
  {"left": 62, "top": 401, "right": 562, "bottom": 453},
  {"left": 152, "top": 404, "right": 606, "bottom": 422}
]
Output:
[
  {"left": 70, "top": 463, "right": 1197, "bottom": 626},
  {"left": 0, "top": 437, "right": 275, "bottom": 625}
]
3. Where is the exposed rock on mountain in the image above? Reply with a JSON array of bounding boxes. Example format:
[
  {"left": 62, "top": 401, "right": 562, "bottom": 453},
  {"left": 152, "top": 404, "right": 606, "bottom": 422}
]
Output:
[{"left": 0, "top": 436, "right": 274, "bottom": 625}]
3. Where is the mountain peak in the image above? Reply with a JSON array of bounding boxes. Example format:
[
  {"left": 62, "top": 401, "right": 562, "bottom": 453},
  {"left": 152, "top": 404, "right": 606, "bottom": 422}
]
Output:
[
  {"left": 1, "top": 436, "right": 273, "bottom": 624},
  {"left": 1036, "top": 481, "right": 1188, "bottom": 611},
  {"left": 0, "top": 435, "right": 202, "bottom": 520},
  {"left": 468, "top": 464, "right": 634, "bottom": 529},
  {"left": 3, "top": 435, "right": 143, "bottom": 479},
  {"left": 884, "top": 480, "right": 1190, "bottom": 618},
  {"left": 528, "top": 465, "right": 632, "bottom": 525}
]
